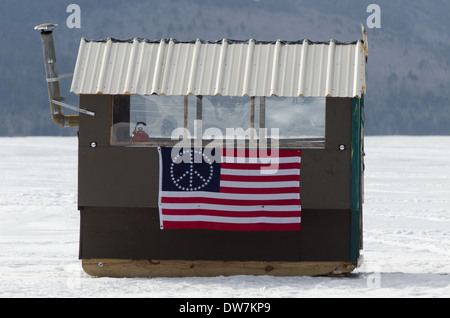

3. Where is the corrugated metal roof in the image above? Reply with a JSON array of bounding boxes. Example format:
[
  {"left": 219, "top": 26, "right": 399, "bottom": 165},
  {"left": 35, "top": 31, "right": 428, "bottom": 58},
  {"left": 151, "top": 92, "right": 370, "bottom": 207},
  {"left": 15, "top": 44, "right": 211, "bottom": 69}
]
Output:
[{"left": 71, "top": 38, "right": 366, "bottom": 98}]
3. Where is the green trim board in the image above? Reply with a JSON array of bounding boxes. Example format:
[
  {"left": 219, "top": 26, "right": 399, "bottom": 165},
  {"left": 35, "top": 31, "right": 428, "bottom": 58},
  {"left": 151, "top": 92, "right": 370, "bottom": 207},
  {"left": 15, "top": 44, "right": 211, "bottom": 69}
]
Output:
[{"left": 350, "top": 96, "right": 364, "bottom": 262}]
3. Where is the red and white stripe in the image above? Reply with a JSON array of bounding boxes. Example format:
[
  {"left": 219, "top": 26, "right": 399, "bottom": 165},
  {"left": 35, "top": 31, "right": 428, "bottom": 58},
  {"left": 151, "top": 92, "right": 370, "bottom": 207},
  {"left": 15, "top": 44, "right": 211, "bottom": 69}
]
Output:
[{"left": 159, "top": 149, "right": 301, "bottom": 231}]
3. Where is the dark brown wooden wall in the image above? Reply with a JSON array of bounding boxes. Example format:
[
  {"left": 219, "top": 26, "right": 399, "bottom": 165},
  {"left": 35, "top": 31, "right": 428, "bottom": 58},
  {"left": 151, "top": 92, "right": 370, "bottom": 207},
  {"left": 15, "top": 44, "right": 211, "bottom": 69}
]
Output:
[{"left": 77, "top": 95, "right": 353, "bottom": 262}]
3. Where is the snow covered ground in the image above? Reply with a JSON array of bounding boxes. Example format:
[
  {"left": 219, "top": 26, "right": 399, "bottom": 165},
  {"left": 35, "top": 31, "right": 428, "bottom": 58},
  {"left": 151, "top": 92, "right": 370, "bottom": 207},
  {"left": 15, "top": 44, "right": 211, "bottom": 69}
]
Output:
[{"left": 0, "top": 136, "right": 449, "bottom": 298}]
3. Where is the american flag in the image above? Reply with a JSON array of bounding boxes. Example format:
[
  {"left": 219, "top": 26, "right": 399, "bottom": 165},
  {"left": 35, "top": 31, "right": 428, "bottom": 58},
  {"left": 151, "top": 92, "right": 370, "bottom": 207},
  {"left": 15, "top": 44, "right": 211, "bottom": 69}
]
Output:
[{"left": 158, "top": 147, "right": 301, "bottom": 231}]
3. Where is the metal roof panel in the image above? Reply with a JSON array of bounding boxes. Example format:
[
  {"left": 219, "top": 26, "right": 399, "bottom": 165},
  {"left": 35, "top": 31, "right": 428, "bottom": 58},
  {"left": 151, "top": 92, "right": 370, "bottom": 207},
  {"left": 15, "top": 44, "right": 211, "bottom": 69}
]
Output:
[{"left": 71, "top": 38, "right": 366, "bottom": 98}]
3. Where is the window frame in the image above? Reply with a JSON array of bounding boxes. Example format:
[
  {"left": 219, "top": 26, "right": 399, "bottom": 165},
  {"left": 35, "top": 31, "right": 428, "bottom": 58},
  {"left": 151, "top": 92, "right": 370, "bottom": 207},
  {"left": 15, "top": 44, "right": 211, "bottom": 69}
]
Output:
[{"left": 110, "top": 95, "right": 325, "bottom": 148}]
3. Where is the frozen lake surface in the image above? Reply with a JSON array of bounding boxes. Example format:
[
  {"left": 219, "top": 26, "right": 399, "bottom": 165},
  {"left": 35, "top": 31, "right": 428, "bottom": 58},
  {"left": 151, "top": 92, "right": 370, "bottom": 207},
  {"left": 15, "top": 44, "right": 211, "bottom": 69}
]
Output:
[{"left": 0, "top": 136, "right": 449, "bottom": 298}]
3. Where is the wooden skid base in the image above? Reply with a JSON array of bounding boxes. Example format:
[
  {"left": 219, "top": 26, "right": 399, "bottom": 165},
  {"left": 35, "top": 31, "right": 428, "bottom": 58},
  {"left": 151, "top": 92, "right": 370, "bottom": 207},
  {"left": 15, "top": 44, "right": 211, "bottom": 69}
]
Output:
[{"left": 82, "top": 258, "right": 362, "bottom": 278}]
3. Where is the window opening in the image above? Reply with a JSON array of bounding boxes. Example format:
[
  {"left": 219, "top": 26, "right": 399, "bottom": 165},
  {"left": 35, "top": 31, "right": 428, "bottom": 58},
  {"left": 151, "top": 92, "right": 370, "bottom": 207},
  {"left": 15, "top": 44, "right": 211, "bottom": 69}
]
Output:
[
  {"left": 111, "top": 95, "right": 325, "bottom": 148},
  {"left": 265, "top": 97, "right": 325, "bottom": 139}
]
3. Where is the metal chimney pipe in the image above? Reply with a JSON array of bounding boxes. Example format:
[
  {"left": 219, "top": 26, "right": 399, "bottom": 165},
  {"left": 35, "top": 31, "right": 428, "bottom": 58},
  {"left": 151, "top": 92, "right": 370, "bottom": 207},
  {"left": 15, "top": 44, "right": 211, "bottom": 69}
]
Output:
[{"left": 35, "top": 23, "right": 79, "bottom": 127}]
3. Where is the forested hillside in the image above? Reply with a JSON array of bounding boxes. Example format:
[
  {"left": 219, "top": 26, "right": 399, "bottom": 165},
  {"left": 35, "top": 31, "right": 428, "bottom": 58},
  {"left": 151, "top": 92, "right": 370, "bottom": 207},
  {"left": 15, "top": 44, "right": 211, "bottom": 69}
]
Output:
[{"left": 1, "top": 0, "right": 450, "bottom": 135}]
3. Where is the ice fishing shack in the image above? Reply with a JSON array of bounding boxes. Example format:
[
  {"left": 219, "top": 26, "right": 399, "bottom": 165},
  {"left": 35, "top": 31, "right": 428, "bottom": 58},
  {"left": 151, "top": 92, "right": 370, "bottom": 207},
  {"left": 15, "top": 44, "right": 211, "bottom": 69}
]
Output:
[{"left": 36, "top": 23, "right": 367, "bottom": 277}]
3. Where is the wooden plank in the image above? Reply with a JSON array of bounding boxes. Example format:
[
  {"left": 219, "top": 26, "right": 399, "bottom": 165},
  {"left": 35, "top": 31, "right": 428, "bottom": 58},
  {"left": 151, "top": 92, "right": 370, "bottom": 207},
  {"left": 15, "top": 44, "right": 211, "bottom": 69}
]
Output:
[
  {"left": 184, "top": 95, "right": 188, "bottom": 139},
  {"left": 260, "top": 96, "right": 265, "bottom": 128},
  {"left": 82, "top": 258, "right": 361, "bottom": 278},
  {"left": 111, "top": 139, "right": 325, "bottom": 148},
  {"left": 250, "top": 96, "right": 255, "bottom": 140},
  {"left": 350, "top": 97, "right": 363, "bottom": 262}
]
